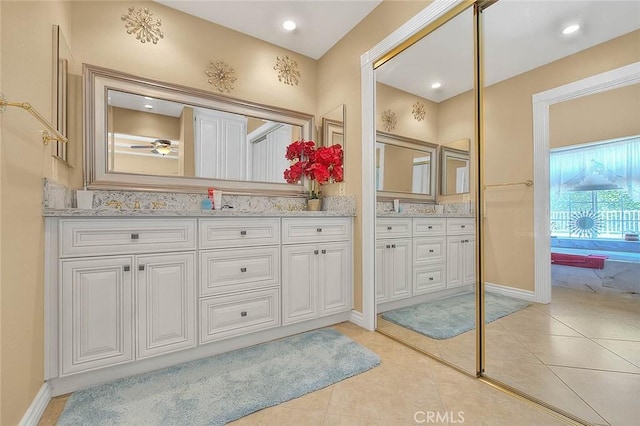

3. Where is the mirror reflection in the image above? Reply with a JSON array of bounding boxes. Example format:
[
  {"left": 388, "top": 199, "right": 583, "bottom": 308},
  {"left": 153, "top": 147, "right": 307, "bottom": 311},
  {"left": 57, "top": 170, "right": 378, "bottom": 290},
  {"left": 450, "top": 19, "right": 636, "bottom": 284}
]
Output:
[
  {"left": 107, "top": 90, "right": 302, "bottom": 183},
  {"left": 481, "top": 1, "right": 640, "bottom": 424},
  {"left": 440, "top": 140, "right": 470, "bottom": 195},
  {"left": 373, "top": 6, "right": 477, "bottom": 375}
]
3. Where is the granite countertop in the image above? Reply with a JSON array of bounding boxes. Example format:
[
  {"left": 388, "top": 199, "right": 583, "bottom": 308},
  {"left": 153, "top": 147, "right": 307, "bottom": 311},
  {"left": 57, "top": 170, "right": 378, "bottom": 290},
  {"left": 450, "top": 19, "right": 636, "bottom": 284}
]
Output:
[{"left": 43, "top": 208, "right": 356, "bottom": 218}]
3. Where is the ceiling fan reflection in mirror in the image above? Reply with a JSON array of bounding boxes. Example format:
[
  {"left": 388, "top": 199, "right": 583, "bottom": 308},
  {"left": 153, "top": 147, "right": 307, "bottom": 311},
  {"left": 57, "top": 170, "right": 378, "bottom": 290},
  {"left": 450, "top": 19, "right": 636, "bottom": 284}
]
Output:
[{"left": 130, "top": 139, "right": 178, "bottom": 156}]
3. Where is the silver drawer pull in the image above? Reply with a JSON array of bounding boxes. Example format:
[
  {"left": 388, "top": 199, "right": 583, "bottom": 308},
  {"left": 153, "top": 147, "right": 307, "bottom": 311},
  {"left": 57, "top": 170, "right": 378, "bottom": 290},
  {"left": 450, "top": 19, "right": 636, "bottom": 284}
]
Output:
[
  {"left": 429, "top": 277, "right": 434, "bottom": 281},
  {"left": 240, "top": 267, "right": 247, "bottom": 273},
  {"left": 314, "top": 249, "right": 319, "bottom": 255},
  {"left": 316, "top": 228, "right": 322, "bottom": 232},
  {"left": 428, "top": 226, "right": 433, "bottom": 229},
  {"left": 138, "top": 265, "right": 145, "bottom": 271},
  {"left": 465, "top": 239, "right": 469, "bottom": 243},
  {"left": 387, "top": 226, "right": 392, "bottom": 230},
  {"left": 461, "top": 240, "right": 465, "bottom": 243},
  {"left": 123, "top": 265, "right": 130, "bottom": 272},
  {"left": 321, "top": 249, "right": 326, "bottom": 254},
  {"left": 391, "top": 244, "right": 396, "bottom": 248},
  {"left": 461, "top": 225, "right": 466, "bottom": 228},
  {"left": 429, "top": 249, "right": 434, "bottom": 253},
  {"left": 386, "top": 245, "right": 391, "bottom": 249},
  {"left": 131, "top": 233, "right": 139, "bottom": 240},
  {"left": 240, "top": 230, "right": 247, "bottom": 236},
  {"left": 240, "top": 311, "right": 247, "bottom": 317}
]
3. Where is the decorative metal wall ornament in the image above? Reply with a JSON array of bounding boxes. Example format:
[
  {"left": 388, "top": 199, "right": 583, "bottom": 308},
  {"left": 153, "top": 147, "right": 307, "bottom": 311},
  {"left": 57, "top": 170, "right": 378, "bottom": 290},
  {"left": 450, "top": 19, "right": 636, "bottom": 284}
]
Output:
[
  {"left": 274, "top": 56, "right": 301, "bottom": 86},
  {"left": 205, "top": 60, "right": 237, "bottom": 93},
  {"left": 381, "top": 109, "right": 397, "bottom": 132},
  {"left": 412, "top": 101, "right": 426, "bottom": 121},
  {"left": 121, "top": 7, "right": 164, "bottom": 44},
  {"left": 569, "top": 209, "right": 602, "bottom": 238}
]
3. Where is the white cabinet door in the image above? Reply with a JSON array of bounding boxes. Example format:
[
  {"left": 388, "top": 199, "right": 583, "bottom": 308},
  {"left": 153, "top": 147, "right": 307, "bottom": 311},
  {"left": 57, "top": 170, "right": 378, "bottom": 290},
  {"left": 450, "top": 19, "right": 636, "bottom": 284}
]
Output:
[
  {"left": 389, "top": 239, "right": 412, "bottom": 300},
  {"left": 61, "top": 257, "right": 133, "bottom": 375},
  {"left": 446, "top": 236, "right": 464, "bottom": 288},
  {"left": 462, "top": 235, "right": 476, "bottom": 286},
  {"left": 282, "top": 244, "right": 317, "bottom": 324},
  {"left": 136, "top": 253, "right": 196, "bottom": 359},
  {"left": 446, "top": 235, "right": 475, "bottom": 288},
  {"left": 318, "top": 241, "right": 350, "bottom": 315},
  {"left": 375, "top": 242, "right": 388, "bottom": 302},
  {"left": 376, "top": 239, "right": 412, "bottom": 303}
]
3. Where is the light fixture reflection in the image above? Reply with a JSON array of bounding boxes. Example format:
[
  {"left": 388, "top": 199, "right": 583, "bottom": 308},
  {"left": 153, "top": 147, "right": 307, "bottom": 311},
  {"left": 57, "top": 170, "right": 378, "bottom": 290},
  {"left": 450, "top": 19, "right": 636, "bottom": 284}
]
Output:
[
  {"left": 562, "top": 24, "right": 580, "bottom": 35},
  {"left": 282, "top": 20, "right": 296, "bottom": 31}
]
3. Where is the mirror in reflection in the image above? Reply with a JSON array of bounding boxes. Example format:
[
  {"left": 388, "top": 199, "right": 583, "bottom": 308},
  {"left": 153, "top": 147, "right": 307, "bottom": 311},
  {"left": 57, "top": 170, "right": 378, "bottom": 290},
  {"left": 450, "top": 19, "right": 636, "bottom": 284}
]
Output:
[
  {"left": 440, "top": 140, "right": 470, "bottom": 195},
  {"left": 375, "top": 132, "right": 436, "bottom": 195}
]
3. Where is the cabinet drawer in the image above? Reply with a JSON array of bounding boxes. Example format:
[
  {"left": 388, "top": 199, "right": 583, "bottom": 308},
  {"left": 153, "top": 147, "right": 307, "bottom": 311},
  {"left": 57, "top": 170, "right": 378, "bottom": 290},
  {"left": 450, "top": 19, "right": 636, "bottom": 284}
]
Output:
[
  {"left": 446, "top": 218, "right": 476, "bottom": 235},
  {"left": 199, "top": 218, "right": 280, "bottom": 249},
  {"left": 60, "top": 218, "right": 196, "bottom": 257},
  {"left": 199, "top": 288, "right": 280, "bottom": 344},
  {"left": 413, "top": 265, "right": 446, "bottom": 295},
  {"left": 200, "top": 246, "right": 280, "bottom": 296},
  {"left": 282, "top": 218, "right": 351, "bottom": 244},
  {"left": 413, "top": 237, "right": 446, "bottom": 265},
  {"left": 376, "top": 218, "right": 412, "bottom": 239},
  {"left": 413, "top": 218, "right": 446, "bottom": 236}
]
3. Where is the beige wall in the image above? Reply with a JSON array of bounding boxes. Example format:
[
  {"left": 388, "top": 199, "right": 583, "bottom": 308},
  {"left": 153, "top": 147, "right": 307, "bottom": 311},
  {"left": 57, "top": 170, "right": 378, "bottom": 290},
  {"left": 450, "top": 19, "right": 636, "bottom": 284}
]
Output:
[
  {"left": 112, "top": 107, "right": 181, "bottom": 141},
  {"left": 180, "top": 107, "right": 195, "bottom": 176},
  {"left": 0, "top": 1, "right": 72, "bottom": 424},
  {"left": 114, "top": 153, "right": 180, "bottom": 176},
  {"left": 550, "top": 83, "right": 640, "bottom": 148},
  {"left": 483, "top": 30, "right": 640, "bottom": 292},
  {"left": 382, "top": 145, "right": 415, "bottom": 192}
]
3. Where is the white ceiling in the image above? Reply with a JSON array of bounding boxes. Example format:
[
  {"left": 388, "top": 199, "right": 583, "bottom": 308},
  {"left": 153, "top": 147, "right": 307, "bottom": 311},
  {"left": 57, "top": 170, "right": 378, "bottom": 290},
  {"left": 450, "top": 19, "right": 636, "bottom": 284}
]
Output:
[
  {"left": 155, "top": 1, "right": 640, "bottom": 102},
  {"left": 155, "top": 0, "right": 382, "bottom": 60},
  {"left": 377, "top": 1, "right": 640, "bottom": 102}
]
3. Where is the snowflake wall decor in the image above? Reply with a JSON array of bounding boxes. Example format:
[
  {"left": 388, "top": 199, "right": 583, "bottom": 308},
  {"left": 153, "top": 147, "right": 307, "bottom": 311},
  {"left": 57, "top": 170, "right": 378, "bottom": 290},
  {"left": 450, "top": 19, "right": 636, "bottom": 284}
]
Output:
[
  {"left": 381, "top": 109, "right": 397, "bottom": 132},
  {"left": 205, "top": 60, "right": 237, "bottom": 93},
  {"left": 412, "top": 101, "right": 426, "bottom": 121},
  {"left": 121, "top": 7, "right": 164, "bottom": 44},
  {"left": 274, "top": 56, "right": 301, "bottom": 86}
]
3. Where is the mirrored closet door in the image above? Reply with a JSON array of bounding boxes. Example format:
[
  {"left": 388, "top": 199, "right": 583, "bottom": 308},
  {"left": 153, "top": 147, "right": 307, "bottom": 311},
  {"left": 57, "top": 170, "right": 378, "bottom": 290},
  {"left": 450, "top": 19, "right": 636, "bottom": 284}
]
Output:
[
  {"left": 373, "top": 4, "right": 479, "bottom": 375},
  {"left": 480, "top": 2, "right": 640, "bottom": 425}
]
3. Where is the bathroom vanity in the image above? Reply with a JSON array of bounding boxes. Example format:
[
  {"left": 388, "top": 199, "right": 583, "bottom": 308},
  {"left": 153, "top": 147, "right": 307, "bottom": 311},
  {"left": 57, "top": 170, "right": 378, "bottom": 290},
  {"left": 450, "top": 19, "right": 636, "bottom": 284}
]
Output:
[{"left": 43, "top": 209, "right": 353, "bottom": 395}]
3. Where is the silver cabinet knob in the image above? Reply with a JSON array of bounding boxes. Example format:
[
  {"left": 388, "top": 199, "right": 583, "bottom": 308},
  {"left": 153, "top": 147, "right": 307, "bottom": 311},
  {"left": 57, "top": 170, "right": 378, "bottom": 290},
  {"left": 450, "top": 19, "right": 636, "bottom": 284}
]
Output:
[
  {"left": 391, "top": 244, "right": 396, "bottom": 248},
  {"left": 240, "top": 230, "right": 247, "bottom": 236},
  {"left": 387, "top": 226, "right": 392, "bottom": 230},
  {"left": 131, "top": 233, "right": 139, "bottom": 240},
  {"left": 314, "top": 249, "right": 319, "bottom": 254},
  {"left": 429, "top": 277, "right": 434, "bottom": 281},
  {"left": 386, "top": 245, "right": 391, "bottom": 249},
  {"left": 241, "top": 311, "right": 247, "bottom": 317},
  {"left": 317, "top": 228, "right": 322, "bottom": 232},
  {"left": 138, "top": 265, "right": 145, "bottom": 271},
  {"left": 240, "top": 267, "right": 247, "bottom": 273},
  {"left": 123, "top": 265, "right": 131, "bottom": 272},
  {"left": 428, "top": 226, "right": 433, "bottom": 229},
  {"left": 321, "top": 249, "right": 326, "bottom": 254},
  {"left": 429, "top": 249, "right": 434, "bottom": 253}
]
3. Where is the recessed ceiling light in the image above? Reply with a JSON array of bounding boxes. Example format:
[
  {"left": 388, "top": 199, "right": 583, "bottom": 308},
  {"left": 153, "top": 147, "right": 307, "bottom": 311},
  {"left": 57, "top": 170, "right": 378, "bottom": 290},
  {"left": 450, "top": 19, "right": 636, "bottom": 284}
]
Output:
[
  {"left": 562, "top": 24, "right": 580, "bottom": 35},
  {"left": 431, "top": 82, "right": 442, "bottom": 89},
  {"left": 282, "top": 20, "right": 296, "bottom": 31},
  {"left": 144, "top": 104, "right": 153, "bottom": 109}
]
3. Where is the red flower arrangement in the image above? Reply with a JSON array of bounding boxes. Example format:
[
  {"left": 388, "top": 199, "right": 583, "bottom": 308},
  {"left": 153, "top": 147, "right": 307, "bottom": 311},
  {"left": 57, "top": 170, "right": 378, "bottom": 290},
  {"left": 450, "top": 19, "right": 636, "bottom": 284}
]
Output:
[{"left": 284, "top": 140, "right": 344, "bottom": 199}]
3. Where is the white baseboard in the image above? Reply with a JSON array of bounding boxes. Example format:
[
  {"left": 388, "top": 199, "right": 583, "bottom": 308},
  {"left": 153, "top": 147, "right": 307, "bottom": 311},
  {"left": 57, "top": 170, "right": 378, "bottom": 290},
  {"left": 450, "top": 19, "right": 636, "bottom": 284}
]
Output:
[
  {"left": 19, "top": 383, "right": 51, "bottom": 426},
  {"left": 348, "top": 309, "right": 365, "bottom": 328},
  {"left": 485, "top": 282, "right": 536, "bottom": 302}
]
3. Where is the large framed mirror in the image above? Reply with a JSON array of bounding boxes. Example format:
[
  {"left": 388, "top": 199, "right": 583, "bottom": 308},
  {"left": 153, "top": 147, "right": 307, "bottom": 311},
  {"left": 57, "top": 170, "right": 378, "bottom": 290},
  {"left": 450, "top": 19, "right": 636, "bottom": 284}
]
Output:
[{"left": 85, "top": 64, "right": 314, "bottom": 194}]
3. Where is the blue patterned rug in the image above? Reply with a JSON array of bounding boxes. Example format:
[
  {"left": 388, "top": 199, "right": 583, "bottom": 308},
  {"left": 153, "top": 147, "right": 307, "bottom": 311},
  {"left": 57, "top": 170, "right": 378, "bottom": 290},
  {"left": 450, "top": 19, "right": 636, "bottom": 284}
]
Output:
[
  {"left": 58, "top": 328, "right": 380, "bottom": 425},
  {"left": 382, "top": 292, "right": 531, "bottom": 339}
]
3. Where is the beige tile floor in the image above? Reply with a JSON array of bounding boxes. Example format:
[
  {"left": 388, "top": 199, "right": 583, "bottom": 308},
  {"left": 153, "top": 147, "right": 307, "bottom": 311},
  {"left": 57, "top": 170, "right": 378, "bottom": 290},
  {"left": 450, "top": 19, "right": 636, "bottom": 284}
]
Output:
[
  {"left": 39, "top": 322, "right": 571, "bottom": 426},
  {"left": 378, "top": 286, "right": 640, "bottom": 426}
]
